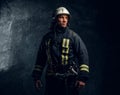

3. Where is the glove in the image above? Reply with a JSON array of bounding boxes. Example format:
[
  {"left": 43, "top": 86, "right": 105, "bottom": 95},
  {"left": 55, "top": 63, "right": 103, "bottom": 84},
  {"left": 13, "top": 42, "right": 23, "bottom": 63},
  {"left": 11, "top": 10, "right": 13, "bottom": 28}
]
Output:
[
  {"left": 75, "top": 80, "right": 85, "bottom": 88},
  {"left": 34, "top": 80, "right": 43, "bottom": 90}
]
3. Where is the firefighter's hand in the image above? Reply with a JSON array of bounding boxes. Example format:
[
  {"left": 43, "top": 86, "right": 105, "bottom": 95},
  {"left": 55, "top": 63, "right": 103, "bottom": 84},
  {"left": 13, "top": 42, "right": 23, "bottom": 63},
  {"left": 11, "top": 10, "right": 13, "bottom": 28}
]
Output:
[
  {"left": 75, "top": 80, "right": 85, "bottom": 88},
  {"left": 34, "top": 80, "right": 43, "bottom": 90}
]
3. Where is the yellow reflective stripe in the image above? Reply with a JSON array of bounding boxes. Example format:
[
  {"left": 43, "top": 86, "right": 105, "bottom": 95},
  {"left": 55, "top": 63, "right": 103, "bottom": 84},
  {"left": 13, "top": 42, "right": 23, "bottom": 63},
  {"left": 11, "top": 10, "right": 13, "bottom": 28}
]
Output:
[
  {"left": 34, "top": 65, "right": 44, "bottom": 72},
  {"left": 62, "top": 39, "right": 70, "bottom": 48},
  {"left": 61, "top": 38, "right": 70, "bottom": 65},
  {"left": 61, "top": 55, "right": 68, "bottom": 65},
  {"left": 35, "top": 65, "right": 43, "bottom": 68},
  {"left": 62, "top": 48, "right": 69, "bottom": 54},
  {"left": 61, "top": 55, "right": 68, "bottom": 61},
  {"left": 62, "top": 60, "right": 68, "bottom": 65},
  {"left": 80, "top": 68, "right": 89, "bottom": 72},
  {"left": 66, "top": 39, "right": 70, "bottom": 48},
  {"left": 34, "top": 68, "right": 42, "bottom": 71},
  {"left": 62, "top": 38, "right": 66, "bottom": 47},
  {"left": 80, "top": 64, "right": 89, "bottom": 69},
  {"left": 80, "top": 64, "right": 89, "bottom": 72},
  {"left": 65, "top": 61, "right": 68, "bottom": 65}
]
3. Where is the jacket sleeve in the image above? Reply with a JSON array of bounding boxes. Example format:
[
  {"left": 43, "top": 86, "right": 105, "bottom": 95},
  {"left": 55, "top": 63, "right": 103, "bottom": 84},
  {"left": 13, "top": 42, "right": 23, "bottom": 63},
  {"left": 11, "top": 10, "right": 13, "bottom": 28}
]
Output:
[
  {"left": 73, "top": 33, "right": 89, "bottom": 83},
  {"left": 32, "top": 37, "right": 47, "bottom": 81}
]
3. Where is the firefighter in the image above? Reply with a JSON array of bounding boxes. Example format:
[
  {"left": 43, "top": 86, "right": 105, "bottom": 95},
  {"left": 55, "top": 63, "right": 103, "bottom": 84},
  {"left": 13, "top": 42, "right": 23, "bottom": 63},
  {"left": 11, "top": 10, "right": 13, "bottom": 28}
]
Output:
[{"left": 32, "top": 7, "right": 89, "bottom": 95}]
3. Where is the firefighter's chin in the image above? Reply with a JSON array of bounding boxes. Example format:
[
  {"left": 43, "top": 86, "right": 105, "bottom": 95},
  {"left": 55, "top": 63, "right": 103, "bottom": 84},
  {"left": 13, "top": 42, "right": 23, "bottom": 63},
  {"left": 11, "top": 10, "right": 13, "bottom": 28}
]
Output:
[{"left": 61, "top": 24, "right": 67, "bottom": 28}]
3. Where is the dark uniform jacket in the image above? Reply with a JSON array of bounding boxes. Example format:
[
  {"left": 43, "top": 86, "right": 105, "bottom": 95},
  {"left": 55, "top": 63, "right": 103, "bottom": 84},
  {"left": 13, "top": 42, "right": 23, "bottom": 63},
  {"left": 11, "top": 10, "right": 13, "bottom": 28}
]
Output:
[{"left": 32, "top": 26, "right": 89, "bottom": 83}]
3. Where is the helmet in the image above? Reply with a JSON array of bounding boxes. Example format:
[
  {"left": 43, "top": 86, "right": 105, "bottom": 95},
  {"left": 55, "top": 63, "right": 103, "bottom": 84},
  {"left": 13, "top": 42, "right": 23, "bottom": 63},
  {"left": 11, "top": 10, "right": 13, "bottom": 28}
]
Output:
[
  {"left": 53, "top": 7, "right": 70, "bottom": 19},
  {"left": 50, "top": 7, "right": 70, "bottom": 29}
]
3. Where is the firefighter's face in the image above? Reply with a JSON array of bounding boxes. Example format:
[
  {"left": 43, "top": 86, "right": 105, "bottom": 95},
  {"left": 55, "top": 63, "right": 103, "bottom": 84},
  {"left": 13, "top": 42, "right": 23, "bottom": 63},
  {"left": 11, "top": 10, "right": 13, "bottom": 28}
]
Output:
[{"left": 57, "top": 14, "right": 68, "bottom": 28}]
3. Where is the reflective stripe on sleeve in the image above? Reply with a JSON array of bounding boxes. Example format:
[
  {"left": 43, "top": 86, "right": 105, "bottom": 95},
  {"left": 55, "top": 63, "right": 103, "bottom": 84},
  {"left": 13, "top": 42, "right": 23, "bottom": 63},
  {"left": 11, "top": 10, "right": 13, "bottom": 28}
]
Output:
[
  {"left": 80, "top": 64, "right": 89, "bottom": 72},
  {"left": 34, "top": 68, "right": 42, "bottom": 71},
  {"left": 34, "top": 65, "right": 43, "bottom": 72},
  {"left": 80, "top": 68, "right": 89, "bottom": 72}
]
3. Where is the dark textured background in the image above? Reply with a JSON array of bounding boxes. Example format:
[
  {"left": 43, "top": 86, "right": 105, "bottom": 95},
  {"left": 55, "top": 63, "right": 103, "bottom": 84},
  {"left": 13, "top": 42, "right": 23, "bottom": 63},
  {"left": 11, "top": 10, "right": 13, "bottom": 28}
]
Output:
[{"left": 0, "top": 0, "right": 119, "bottom": 95}]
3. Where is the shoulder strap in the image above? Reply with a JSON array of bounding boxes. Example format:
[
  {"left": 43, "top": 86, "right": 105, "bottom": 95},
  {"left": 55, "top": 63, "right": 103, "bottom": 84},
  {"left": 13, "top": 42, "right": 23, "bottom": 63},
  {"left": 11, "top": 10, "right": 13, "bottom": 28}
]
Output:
[{"left": 46, "top": 39, "right": 52, "bottom": 64}]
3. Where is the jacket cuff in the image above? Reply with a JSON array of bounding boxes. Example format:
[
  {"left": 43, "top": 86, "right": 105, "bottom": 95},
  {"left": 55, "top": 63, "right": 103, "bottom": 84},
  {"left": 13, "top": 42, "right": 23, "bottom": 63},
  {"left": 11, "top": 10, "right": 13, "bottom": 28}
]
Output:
[
  {"left": 32, "top": 71, "right": 42, "bottom": 81},
  {"left": 77, "top": 71, "right": 89, "bottom": 83},
  {"left": 77, "top": 76, "right": 89, "bottom": 83}
]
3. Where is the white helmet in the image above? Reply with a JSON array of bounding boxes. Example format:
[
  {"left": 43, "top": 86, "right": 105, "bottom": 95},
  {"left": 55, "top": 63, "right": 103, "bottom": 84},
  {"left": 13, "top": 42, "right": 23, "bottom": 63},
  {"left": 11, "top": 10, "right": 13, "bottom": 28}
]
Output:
[{"left": 53, "top": 7, "right": 70, "bottom": 19}]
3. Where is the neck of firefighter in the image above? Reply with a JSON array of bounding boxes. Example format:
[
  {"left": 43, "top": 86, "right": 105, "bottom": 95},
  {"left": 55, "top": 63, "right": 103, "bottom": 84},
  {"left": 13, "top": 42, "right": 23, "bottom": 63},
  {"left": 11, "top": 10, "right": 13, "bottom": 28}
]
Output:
[{"left": 56, "top": 24, "right": 68, "bottom": 33}]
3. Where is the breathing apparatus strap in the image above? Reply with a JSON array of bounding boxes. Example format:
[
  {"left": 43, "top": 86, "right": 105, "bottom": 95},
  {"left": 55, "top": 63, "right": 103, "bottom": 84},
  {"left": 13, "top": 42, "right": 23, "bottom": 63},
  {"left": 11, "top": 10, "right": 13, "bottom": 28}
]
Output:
[{"left": 46, "top": 39, "right": 53, "bottom": 69}]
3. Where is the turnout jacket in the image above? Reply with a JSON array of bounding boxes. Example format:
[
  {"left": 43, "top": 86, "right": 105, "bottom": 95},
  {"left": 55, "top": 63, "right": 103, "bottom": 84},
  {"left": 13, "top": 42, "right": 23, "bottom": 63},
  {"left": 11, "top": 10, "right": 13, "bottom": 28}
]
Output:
[{"left": 32, "top": 26, "right": 89, "bottom": 82}]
